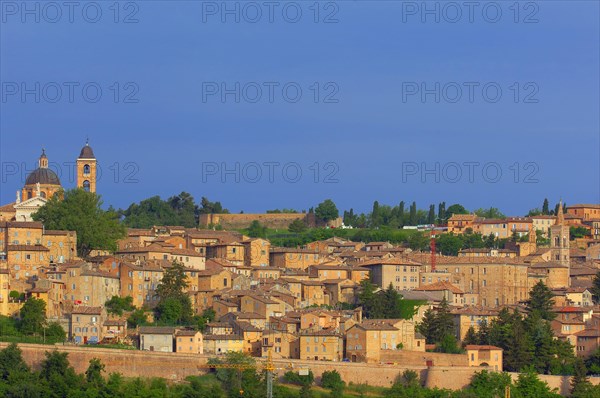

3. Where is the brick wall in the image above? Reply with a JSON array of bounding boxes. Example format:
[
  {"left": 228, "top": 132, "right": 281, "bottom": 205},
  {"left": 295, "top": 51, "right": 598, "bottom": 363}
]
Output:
[
  {"left": 379, "top": 350, "right": 469, "bottom": 367},
  {"left": 4, "top": 343, "right": 594, "bottom": 394}
]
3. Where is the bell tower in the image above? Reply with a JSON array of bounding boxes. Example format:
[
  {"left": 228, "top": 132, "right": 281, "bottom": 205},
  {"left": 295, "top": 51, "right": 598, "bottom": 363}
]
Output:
[
  {"left": 550, "top": 201, "right": 570, "bottom": 268},
  {"left": 77, "top": 140, "right": 97, "bottom": 193}
]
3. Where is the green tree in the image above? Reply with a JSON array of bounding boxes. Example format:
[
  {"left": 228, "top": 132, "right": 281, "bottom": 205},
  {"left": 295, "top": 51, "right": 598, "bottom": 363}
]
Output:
[
  {"left": 398, "top": 201, "right": 406, "bottom": 227},
  {"left": 436, "top": 233, "right": 463, "bottom": 255},
  {"left": 195, "top": 308, "right": 216, "bottom": 332},
  {"left": 474, "top": 207, "right": 506, "bottom": 219},
  {"left": 386, "top": 370, "right": 424, "bottom": 398},
  {"left": 407, "top": 232, "right": 429, "bottom": 251},
  {"left": 85, "top": 358, "right": 105, "bottom": 387},
  {"left": 288, "top": 219, "right": 307, "bottom": 233},
  {"left": 435, "top": 334, "right": 462, "bottom": 354},
  {"left": 467, "top": 370, "right": 512, "bottom": 398},
  {"left": 45, "top": 322, "right": 66, "bottom": 342},
  {"left": 315, "top": 199, "right": 339, "bottom": 223},
  {"left": 209, "top": 352, "right": 262, "bottom": 398},
  {"left": 168, "top": 191, "right": 198, "bottom": 227},
  {"left": 437, "top": 202, "right": 446, "bottom": 224},
  {"left": 33, "top": 188, "right": 126, "bottom": 257},
  {"left": 586, "top": 347, "right": 600, "bottom": 375},
  {"left": 371, "top": 201, "right": 382, "bottom": 228},
  {"left": 357, "top": 279, "right": 382, "bottom": 318},
  {"left": 446, "top": 204, "right": 469, "bottom": 217},
  {"left": 514, "top": 367, "right": 561, "bottom": 397},
  {"left": 18, "top": 297, "right": 46, "bottom": 335},
  {"left": 542, "top": 198, "right": 550, "bottom": 215},
  {"left": 591, "top": 272, "right": 600, "bottom": 305},
  {"left": 0, "top": 343, "right": 29, "bottom": 380},
  {"left": 571, "top": 358, "right": 592, "bottom": 397},
  {"left": 121, "top": 196, "right": 179, "bottom": 228},
  {"left": 409, "top": 201, "right": 417, "bottom": 225},
  {"left": 39, "top": 350, "right": 81, "bottom": 396},
  {"left": 427, "top": 204, "right": 436, "bottom": 224},
  {"left": 155, "top": 261, "right": 193, "bottom": 325},
  {"left": 247, "top": 221, "right": 267, "bottom": 238},
  {"left": 503, "top": 311, "right": 534, "bottom": 372},
  {"left": 105, "top": 295, "right": 135, "bottom": 316},
  {"left": 526, "top": 281, "right": 555, "bottom": 321},
  {"left": 321, "top": 370, "right": 345, "bottom": 390},
  {"left": 198, "top": 197, "right": 229, "bottom": 214},
  {"left": 463, "top": 326, "right": 478, "bottom": 346},
  {"left": 476, "top": 319, "right": 491, "bottom": 345},
  {"left": 570, "top": 226, "right": 590, "bottom": 239},
  {"left": 127, "top": 309, "right": 148, "bottom": 328}
]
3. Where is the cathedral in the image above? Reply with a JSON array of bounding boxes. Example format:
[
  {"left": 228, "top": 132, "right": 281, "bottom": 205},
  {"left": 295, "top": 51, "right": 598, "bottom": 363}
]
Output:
[{"left": 0, "top": 142, "right": 97, "bottom": 222}]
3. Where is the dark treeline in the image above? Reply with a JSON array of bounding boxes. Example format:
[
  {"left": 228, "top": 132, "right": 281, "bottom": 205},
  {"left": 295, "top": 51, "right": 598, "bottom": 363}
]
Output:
[
  {"left": 118, "top": 194, "right": 566, "bottom": 231},
  {"left": 119, "top": 194, "right": 228, "bottom": 228}
]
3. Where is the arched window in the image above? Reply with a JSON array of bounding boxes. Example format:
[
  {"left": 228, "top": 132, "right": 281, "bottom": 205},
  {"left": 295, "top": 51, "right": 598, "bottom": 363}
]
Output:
[
  {"left": 83, "top": 164, "right": 91, "bottom": 175},
  {"left": 27, "top": 191, "right": 32, "bottom": 199},
  {"left": 83, "top": 180, "right": 90, "bottom": 192},
  {"left": 40, "top": 191, "right": 46, "bottom": 198}
]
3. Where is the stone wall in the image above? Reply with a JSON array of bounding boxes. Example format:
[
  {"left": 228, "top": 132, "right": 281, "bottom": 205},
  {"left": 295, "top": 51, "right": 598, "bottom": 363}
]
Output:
[
  {"left": 379, "top": 350, "right": 469, "bottom": 367},
  {"left": 198, "top": 213, "right": 343, "bottom": 229},
  {"left": 6, "top": 343, "right": 597, "bottom": 395},
  {"left": 199, "top": 213, "right": 307, "bottom": 229}
]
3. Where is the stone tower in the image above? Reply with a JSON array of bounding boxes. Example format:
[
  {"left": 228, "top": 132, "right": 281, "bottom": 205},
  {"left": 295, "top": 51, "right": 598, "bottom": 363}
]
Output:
[
  {"left": 550, "top": 201, "right": 570, "bottom": 267},
  {"left": 77, "top": 140, "right": 97, "bottom": 193}
]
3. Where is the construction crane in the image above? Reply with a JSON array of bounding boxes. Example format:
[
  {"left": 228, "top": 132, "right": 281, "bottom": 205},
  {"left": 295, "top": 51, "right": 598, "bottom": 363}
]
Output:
[
  {"left": 197, "top": 350, "right": 293, "bottom": 398},
  {"left": 430, "top": 235, "right": 437, "bottom": 272}
]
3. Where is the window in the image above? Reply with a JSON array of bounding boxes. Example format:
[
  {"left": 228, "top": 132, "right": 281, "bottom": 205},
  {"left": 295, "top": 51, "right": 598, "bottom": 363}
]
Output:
[
  {"left": 83, "top": 180, "right": 91, "bottom": 192},
  {"left": 83, "top": 164, "right": 91, "bottom": 175}
]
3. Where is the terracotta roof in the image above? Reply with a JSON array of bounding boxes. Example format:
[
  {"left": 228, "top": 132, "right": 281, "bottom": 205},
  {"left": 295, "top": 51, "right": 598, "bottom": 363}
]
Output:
[
  {"left": 300, "top": 330, "right": 343, "bottom": 337},
  {"left": 25, "top": 167, "right": 61, "bottom": 186},
  {"left": 71, "top": 306, "right": 102, "bottom": 315},
  {"left": 139, "top": 326, "right": 176, "bottom": 335},
  {"left": 465, "top": 345, "right": 502, "bottom": 351},
  {"left": 204, "top": 334, "right": 243, "bottom": 340},
  {"left": 448, "top": 214, "right": 477, "bottom": 221},
  {"left": 0, "top": 203, "right": 15, "bottom": 212},
  {"left": 0, "top": 221, "right": 43, "bottom": 228},
  {"left": 8, "top": 244, "right": 49, "bottom": 252},
  {"left": 359, "top": 258, "right": 422, "bottom": 266},
  {"left": 78, "top": 143, "right": 96, "bottom": 159},
  {"left": 43, "top": 230, "right": 74, "bottom": 236},
  {"left": 569, "top": 204, "right": 600, "bottom": 209},
  {"left": 415, "top": 281, "right": 464, "bottom": 294},
  {"left": 575, "top": 329, "right": 600, "bottom": 337},
  {"left": 176, "top": 329, "right": 200, "bottom": 336},
  {"left": 354, "top": 320, "right": 399, "bottom": 331},
  {"left": 530, "top": 262, "right": 569, "bottom": 269}
]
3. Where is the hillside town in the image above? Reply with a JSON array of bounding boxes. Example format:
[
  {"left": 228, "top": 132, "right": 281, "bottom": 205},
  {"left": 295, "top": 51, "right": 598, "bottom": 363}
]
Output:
[{"left": 0, "top": 144, "right": 599, "bottom": 378}]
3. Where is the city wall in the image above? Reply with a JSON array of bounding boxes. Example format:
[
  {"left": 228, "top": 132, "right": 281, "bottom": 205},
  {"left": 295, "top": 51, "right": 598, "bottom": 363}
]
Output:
[
  {"left": 198, "top": 213, "right": 343, "bottom": 230},
  {"left": 199, "top": 213, "right": 308, "bottom": 229},
  {"left": 380, "top": 349, "right": 469, "bottom": 367},
  {"left": 3, "top": 343, "right": 598, "bottom": 395}
]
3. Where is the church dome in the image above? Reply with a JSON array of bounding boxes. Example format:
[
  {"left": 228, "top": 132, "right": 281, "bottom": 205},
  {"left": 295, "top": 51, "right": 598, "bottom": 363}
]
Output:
[
  {"left": 79, "top": 142, "right": 95, "bottom": 159},
  {"left": 25, "top": 168, "right": 61, "bottom": 186}
]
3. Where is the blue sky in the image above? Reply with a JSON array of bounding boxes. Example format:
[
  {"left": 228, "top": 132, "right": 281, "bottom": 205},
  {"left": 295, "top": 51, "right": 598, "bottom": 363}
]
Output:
[{"left": 1, "top": 1, "right": 598, "bottom": 215}]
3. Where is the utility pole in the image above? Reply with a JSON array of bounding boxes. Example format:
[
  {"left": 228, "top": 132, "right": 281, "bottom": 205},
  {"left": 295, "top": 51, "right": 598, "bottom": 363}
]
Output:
[{"left": 265, "top": 349, "right": 274, "bottom": 398}]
